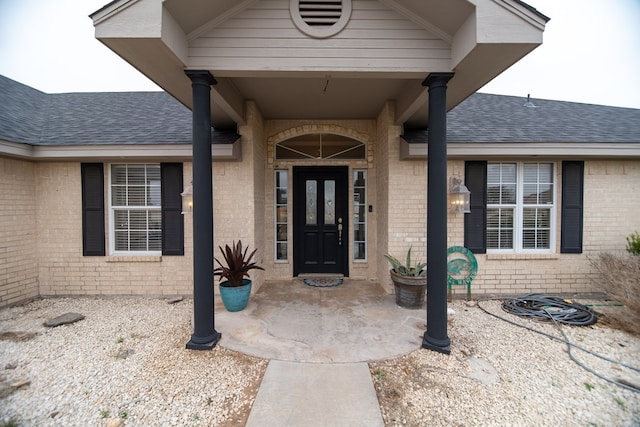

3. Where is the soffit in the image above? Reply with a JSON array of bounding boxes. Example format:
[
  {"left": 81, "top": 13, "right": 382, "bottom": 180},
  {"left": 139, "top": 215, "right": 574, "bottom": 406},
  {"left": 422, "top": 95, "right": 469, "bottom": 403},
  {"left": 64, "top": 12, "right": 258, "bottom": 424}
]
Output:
[{"left": 231, "top": 77, "right": 408, "bottom": 120}]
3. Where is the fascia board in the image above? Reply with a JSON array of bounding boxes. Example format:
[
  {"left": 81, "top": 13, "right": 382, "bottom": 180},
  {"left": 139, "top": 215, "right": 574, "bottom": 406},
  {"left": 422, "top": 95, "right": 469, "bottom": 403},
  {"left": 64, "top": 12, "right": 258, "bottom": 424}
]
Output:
[
  {"left": 0, "top": 140, "right": 34, "bottom": 158},
  {"left": 493, "top": 0, "right": 549, "bottom": 30},
  {"left": 161, "top": 6, "right": 189, "bottom": 65},
  {"left": 90, "top": 0, "right": 138, "bottom": 25},
  {"left": 93, "top": 0, "right": 161, "bottom": 38},
  {"left": 400, "top": 140, "right": 640, "bottom": 160},
  {"left": 0, "top": 142, "right": 241, "bottom": 162}
]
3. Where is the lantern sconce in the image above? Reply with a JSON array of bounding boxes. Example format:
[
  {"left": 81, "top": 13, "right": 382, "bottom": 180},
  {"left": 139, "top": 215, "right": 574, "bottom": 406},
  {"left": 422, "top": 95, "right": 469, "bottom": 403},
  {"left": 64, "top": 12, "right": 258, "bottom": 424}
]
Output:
[
  {"left": 449, "top": 177, "right": 471, "bottom": 213},
  {"left": 181, "top": 183, "right": 193, "bottom": 214}
]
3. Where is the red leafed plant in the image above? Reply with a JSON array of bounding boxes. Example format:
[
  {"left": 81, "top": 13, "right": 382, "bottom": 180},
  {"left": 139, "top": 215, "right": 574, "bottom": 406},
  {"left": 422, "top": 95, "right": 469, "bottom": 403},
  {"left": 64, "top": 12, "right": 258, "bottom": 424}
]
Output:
[{"left": 214, "top": 240, "right": 264, "bottom": 287}]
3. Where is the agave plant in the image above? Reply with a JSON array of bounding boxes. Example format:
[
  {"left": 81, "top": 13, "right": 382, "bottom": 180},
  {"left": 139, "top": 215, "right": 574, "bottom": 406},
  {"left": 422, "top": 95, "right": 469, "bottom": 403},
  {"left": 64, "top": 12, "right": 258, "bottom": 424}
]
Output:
[
  {"left": 214, "top": 240, "right": 264, "bottom": 287},
  {"left": 384, "top": 247, "right": 426, "bottom": 277}
]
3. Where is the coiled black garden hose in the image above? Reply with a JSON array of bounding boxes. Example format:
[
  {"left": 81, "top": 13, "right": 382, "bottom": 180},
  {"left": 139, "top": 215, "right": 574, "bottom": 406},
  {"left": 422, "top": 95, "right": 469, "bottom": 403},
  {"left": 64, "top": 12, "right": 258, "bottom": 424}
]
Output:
[{"left": 500, "top": 293, "right": 598, "bottom": 326}]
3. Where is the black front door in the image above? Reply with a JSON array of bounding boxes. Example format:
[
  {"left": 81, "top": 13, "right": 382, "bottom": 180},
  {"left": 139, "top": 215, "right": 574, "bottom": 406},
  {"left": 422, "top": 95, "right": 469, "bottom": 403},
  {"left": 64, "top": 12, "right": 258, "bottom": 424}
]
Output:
[{"left": 293, "top": 166, "right": 348, "bottom": 276}]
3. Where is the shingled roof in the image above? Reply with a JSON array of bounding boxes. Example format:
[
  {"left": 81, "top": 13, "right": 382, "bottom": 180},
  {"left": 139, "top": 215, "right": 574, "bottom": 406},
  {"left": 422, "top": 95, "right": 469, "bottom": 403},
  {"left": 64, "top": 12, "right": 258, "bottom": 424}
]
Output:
[
  {"left": 404, "top": 93, "right": 640, "bottom": 144},
  {"left": 0, "top": 75, "right": 238, "bottom": 146},
  {"left": 1, "top": 74, "right": 639, "bottom": 147}
]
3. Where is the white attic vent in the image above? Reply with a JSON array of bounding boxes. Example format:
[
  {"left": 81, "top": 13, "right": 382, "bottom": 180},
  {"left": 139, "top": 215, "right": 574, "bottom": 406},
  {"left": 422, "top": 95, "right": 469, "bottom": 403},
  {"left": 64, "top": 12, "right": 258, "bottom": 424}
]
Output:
[
  {"left": 300, "top": 1, "right": 342, "bottom": 26},
  {"left": 291, "top": 0, "right": 352, "bottom": 39}
]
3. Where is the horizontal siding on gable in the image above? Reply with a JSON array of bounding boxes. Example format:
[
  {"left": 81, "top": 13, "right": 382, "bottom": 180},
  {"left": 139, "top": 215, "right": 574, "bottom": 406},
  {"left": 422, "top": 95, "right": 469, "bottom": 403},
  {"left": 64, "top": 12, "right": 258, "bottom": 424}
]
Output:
[
  {"left": 188, "top": 0, "right": 450, "bottom": 74},
  {"left": 190, "top": 38, "right": 446, "bottom": 49},
  {"left": 188, "top": 57, "right": 450, "bottom": 72}
]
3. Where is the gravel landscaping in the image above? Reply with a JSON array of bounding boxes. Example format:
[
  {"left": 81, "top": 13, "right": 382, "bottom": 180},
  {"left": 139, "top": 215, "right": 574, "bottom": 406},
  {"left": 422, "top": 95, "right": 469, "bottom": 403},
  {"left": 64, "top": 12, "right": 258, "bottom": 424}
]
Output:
[
  {"left": 1, "top": 296, "right": 639, "bottom": 426},
  {"left": 0, "top": 298, "right": 267, "bottom": 427},
  {"left": 371, "top": 299, "right": 640, "bottom": 426}
]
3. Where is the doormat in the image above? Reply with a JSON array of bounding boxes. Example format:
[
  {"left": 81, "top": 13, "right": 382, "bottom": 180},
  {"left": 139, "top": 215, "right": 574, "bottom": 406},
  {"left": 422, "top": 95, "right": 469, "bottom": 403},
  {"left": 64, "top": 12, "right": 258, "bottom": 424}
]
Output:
[{"left": 303, "top": 278, "right": 343, "bottom": 287}]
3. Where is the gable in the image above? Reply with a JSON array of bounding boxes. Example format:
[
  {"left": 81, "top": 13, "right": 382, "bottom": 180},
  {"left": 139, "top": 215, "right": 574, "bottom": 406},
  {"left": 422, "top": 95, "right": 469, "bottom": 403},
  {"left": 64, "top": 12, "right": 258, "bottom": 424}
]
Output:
[
  {"left": 93, "top": 0, "right": 548, "bottom": 127},
  {"left": 188, "top": 0, "right": 451, "bottom": 75}
]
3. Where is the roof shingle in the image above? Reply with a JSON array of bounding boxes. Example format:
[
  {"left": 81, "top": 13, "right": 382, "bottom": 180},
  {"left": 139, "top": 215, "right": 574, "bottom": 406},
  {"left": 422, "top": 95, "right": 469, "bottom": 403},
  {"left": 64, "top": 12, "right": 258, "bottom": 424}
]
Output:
[{"left": 2, "top": 75, "right": 639, "bottom": 147}]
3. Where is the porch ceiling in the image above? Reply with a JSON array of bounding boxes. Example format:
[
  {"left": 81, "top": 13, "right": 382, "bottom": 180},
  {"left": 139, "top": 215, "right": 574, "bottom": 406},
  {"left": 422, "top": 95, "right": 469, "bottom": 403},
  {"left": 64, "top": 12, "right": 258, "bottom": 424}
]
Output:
[{"left": 91, "top": 0, "right": 548, "bottom": 130}]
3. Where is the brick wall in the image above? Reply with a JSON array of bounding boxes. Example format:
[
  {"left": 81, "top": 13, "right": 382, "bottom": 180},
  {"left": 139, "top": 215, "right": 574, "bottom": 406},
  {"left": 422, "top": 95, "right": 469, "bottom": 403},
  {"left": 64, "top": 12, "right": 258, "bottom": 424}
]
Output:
[
  {"left": 451, "top": 159, "right": 640, "bottom": 299},
  {"left": 371, "top": 128, "right": 640, "bottom": 298},
  {"left": 0, "top": 157, "right": 39, "bottom": 307},
  {"left": 36, "top": 162, "right": 194, "bottom": 298},
  {"left": 34, "top": 143, "right": 269, "bottom": 299},
  {"left": 3, "top": 143, "right": 637, "bottom": 305},
  {"left": 228, "top": 100, "right": 266, "bottom": 291}
]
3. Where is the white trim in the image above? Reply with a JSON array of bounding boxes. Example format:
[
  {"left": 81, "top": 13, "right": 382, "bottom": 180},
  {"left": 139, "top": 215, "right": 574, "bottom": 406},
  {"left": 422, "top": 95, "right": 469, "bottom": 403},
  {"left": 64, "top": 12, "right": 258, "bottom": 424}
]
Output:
[
  {"left": 0, "top": 140, "right": 33, "bottom": 157},
  {"left": 90, "top": 0, "right": 139, "bottom": 25},
  {"left": 0, "top": 141, "right": 241, "bottom": 161},
  {"left": 493, "top": 0, "right": 549, "bottom": 30},
  {"left": 400, "top": 140, "right": 640, "bottom": 159}
]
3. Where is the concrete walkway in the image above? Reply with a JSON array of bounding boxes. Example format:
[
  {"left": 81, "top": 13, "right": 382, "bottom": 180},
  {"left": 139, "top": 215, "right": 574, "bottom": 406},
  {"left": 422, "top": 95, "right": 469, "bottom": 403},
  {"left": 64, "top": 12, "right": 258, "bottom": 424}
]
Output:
[
  {"left": 246, "top": 361, "right": 384, "bottom": 427},
  {"left": 215, "top": 280, "right": 426, "bottom": 426}
]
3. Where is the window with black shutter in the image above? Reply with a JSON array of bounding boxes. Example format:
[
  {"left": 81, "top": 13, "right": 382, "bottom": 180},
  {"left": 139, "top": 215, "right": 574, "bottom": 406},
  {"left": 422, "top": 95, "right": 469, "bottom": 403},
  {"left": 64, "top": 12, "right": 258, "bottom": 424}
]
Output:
[
  {"left": 465, "top": 160, "right": 559, "bottom": 254},
  {"left": 464, "top": 161, "right": 487, "bottom": 253},
  {"left": 560, "top": 161, "right": 584, "bottom": 253},
  {"left": 161, "top": 163, "right": 184, "bottom": 255},
  {"left": 81, "top": 163, "right": 106, "bottom": 256},
  {"left": 83, "top": 162, "right": 185, "bottom": 257}
]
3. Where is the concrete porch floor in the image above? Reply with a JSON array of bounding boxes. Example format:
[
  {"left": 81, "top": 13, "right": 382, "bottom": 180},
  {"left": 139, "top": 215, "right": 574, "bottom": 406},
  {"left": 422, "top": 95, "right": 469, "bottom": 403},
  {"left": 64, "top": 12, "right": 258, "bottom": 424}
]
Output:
[{"left": 215, "top": 279, "right": 425, "bottom": 363}]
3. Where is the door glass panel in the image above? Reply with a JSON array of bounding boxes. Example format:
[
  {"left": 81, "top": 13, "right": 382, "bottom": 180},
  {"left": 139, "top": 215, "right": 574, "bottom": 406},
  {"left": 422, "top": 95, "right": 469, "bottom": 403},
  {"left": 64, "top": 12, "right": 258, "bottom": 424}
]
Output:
[
  {"left": 306, "top": 180, "right": 317, "bottom": 225},
  {"left": 324, "top": 180, "right": 335, "bottom": 224}
]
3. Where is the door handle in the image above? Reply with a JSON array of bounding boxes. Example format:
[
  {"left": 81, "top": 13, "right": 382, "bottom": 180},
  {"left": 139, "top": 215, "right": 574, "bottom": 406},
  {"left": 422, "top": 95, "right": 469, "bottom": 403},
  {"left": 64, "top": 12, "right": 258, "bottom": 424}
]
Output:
[{"left": 337, "top": 217, "right": 343, "bottom": 246}]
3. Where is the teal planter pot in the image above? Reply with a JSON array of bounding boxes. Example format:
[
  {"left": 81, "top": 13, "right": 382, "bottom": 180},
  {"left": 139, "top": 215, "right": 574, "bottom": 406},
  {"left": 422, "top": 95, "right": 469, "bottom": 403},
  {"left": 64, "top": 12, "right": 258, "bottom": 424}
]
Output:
[{"left": 219, "top": 279, "right": 252, "bottom": 312}]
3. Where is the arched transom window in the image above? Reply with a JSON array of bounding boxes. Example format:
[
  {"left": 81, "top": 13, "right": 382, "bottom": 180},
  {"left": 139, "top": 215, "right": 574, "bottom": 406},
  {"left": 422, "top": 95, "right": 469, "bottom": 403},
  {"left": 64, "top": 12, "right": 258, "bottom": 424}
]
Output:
[{"left": 276, "top": 133, "right": 366, "bottom": 160}]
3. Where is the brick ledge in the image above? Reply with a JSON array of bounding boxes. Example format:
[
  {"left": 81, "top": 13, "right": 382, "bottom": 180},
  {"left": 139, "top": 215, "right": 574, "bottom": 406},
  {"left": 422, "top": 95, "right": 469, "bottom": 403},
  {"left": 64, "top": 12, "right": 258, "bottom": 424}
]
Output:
[
  {"left": 106, "top": 256, "right": 162, "bottom": 263},
  {"left": 486, "top": 253, "right": 559, "bottom": 260}
]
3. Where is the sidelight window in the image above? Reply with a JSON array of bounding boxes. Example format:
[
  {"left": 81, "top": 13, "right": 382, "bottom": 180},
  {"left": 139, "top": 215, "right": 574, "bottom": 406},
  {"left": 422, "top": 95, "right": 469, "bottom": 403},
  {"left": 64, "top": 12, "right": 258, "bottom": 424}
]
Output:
[
  {"left": 275, "top": 170, "right": 289, "bottom": 261},
  {"left": 353, "top": 170, "right": 367, "bottom": 260}
]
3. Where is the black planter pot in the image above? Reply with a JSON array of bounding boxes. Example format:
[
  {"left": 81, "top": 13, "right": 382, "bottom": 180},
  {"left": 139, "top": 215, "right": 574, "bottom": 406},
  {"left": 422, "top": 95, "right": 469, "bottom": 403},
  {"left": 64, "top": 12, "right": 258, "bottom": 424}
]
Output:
[{"left": 390, "top": 269, "right": 427, "bottom": 309}]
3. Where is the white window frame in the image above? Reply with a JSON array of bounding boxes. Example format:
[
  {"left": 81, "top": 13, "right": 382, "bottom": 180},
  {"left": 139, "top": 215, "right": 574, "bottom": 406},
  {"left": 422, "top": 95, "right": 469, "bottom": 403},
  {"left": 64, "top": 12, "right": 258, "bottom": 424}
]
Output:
[
  {"left": 108, "top": 163, "right": 162, "bottom": 255},
  {"left": 487, "top": 161, "right": 556, "bottom": 254}
]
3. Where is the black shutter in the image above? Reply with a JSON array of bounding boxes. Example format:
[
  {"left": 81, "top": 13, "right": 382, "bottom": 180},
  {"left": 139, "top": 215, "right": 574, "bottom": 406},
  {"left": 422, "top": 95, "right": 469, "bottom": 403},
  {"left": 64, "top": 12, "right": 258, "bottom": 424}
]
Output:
[
  {"left": 81, "top": 163, "right": 105, "bottom": 256},
  {"left": 464, "top": 161, "right": 487, "bottom": 253},
  {"left": 561, "top": 161, "right": 584, "bottom": 253},
  {"left": 161, "top": 163, "right": 184, "bottom": 256}
]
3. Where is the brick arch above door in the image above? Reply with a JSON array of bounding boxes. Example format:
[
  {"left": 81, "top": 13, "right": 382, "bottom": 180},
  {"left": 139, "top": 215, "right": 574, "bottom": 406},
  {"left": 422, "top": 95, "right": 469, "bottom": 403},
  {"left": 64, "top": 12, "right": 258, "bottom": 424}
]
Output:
[
  {"left": 268, "top": 124, "right": 371, "bottom": 147},
  {"left": 267, "top": 124, "right": 374, "bottom": 164}
]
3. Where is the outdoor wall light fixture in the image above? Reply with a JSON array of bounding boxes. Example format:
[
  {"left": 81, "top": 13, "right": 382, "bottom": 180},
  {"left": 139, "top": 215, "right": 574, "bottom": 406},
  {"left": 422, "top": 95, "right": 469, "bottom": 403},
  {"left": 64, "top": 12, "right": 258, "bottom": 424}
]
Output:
[
  {"left": 181, "top": 183, "right": 193, "bottom": 214},
  {"left": 449, "top": 177, "right": 471, "bottom": 213}
]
